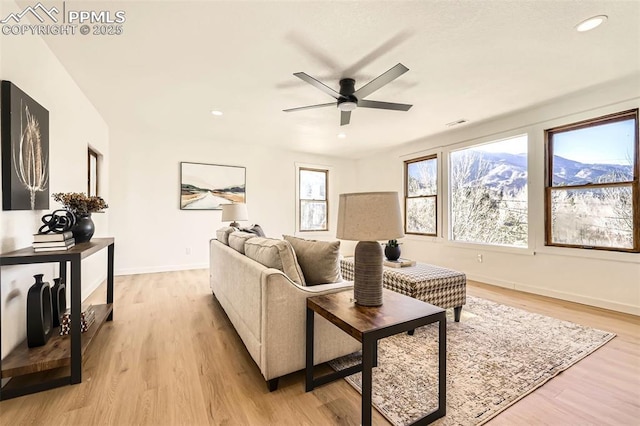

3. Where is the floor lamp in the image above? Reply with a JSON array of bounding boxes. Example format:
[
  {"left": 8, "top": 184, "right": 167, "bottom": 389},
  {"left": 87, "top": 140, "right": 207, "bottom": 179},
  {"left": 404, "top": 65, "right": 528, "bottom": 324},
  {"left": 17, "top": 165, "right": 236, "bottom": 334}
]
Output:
[{"left": 336, "top": 192, "right": 404, "bottom": 306}]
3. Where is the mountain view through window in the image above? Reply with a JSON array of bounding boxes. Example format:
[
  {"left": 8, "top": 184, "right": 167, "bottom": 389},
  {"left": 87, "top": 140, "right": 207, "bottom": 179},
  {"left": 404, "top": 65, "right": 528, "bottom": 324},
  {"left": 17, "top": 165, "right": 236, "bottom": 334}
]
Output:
[
  {"left": 546, "top": 111, "right": 637, "bottom": 251},
  {"left": 450, "top": 135, "right": 528, "bottom": 247}
]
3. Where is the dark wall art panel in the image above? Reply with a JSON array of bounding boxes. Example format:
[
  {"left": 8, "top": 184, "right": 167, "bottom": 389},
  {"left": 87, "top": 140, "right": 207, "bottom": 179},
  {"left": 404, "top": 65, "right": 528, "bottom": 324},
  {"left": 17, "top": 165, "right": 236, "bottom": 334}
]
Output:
[{"left": 1, "top": 80, "right": 50, "bottom": 210}]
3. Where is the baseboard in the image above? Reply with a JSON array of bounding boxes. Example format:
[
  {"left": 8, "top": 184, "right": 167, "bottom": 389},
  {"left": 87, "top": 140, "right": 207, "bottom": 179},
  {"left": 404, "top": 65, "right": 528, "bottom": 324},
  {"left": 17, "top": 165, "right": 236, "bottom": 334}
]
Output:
[
  {"left": 466, "top": 274, "right": 515, "bottom": 290},
  {"left": 115, "top": 263, "right": 208, "bottom": 276},
  {"left": 514, "top": 283, "right": 640, "bottom": 317},
  {"left": 467, "top": 273, "right": 640, "bottom": 316}
]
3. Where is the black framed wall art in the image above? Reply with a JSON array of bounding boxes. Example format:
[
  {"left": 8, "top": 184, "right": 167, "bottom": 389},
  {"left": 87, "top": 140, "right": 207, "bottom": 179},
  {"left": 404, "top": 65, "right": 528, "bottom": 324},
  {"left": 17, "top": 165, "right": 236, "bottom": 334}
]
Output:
[
  {"left": 180, "top": 162, "right": 246, "bottom": 210},
  {"left": 1, "top": 80, "right": 50, "bottom": 210}
]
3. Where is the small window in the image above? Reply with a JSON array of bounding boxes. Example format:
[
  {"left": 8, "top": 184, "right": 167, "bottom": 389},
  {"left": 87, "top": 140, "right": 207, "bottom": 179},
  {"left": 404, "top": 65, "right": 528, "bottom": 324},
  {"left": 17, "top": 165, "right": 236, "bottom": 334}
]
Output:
[
  {"left": 405, "top": 155, "right": 437, "bottom": 235},
  {"left": 299, "top": 168, "right": 328, "bottom": 231},
  {"left": 545, "top": 109, "right": 639, "bottom": 252},
  {"left": 88, "top": 148, "right": 99, "bottom": 196}
]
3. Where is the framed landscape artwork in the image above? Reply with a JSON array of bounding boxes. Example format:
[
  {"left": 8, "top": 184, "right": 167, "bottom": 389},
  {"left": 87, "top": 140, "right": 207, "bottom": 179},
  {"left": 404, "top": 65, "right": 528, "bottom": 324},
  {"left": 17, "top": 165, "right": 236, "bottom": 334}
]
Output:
[
  {"left": 180, "top": 162, "right": 246, "bottom": 210},
  {"left": 1, "top": 80, "right": 50, "bottom": 210}
]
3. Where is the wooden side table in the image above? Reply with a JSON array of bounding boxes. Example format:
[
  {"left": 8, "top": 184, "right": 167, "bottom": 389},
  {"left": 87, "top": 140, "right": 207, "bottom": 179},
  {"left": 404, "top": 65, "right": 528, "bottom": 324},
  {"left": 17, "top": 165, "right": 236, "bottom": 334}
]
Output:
[{"left": 306, "top": 288, "right": 446, "bottom": 426}]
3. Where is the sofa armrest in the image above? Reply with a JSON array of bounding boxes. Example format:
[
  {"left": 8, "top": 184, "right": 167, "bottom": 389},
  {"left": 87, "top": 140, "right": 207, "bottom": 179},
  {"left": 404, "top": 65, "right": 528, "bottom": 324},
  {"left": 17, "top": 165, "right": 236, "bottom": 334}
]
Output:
[{"left": 259, "top": 269, "right": 359, "bottom": 380}]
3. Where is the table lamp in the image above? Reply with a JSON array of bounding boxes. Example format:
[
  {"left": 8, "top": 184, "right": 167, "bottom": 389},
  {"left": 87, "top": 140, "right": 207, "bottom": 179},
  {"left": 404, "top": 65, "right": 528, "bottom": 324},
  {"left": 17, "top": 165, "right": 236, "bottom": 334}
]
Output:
[
  {"left": 336, "top": 191, "right": 404, "bottom": 306},
  {"left": 221, "top": 203, "right": 248, "bottom": 227}
]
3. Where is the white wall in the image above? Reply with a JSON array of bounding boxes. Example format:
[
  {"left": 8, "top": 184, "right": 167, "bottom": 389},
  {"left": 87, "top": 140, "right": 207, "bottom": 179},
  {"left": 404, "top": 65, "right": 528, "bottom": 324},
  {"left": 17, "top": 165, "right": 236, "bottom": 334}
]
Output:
[
  {"left": 109, "top": 126, "right": 357, "bottom": 275},
  {"left": 355, "top": 74, "right": 640, "bottom": 315},
  {"left": 0, "top": 1, "right": 110, "bottom": 358}
]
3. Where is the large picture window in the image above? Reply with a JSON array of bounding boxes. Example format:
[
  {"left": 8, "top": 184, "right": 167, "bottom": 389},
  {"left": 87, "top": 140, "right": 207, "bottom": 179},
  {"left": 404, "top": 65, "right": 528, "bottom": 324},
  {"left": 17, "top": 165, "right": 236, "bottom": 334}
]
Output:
[
  {"left": 545, "top": 109, "right": 639, "bottom": 252},
  {"left": 450, "top": 135, "right": 528, "bottom": 247},
  {"left": 299, "top": 167, "right": 328, "bottom": 231},
  {"left": 405, "top": 155, "right": 437, "bottom": 235}
]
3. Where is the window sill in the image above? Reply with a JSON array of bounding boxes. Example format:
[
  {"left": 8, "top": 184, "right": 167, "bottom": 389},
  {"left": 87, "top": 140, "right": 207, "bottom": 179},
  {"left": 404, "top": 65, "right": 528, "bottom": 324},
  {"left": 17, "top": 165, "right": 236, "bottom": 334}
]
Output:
[
  {"left": 443, "top": 240, "right": 534, "bottom": 256},
  {"left": 533, "top": 246, "right": 640, "bottom": 264}
]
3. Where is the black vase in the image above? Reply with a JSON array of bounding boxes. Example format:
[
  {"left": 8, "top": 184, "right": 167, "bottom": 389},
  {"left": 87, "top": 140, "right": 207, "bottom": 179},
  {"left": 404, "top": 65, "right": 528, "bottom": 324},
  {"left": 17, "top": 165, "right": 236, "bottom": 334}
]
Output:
[
  {"left": 384, "top": 245, "right": 401, "bottom": 261},
  {"left": 72, "top": 213, "right": 94, "bottom": 243},
  {"left": 51, "top": 278, "right": 67, "bottom": 328},
  {"left": 27, "top": 274, "right": 54, "bottom": 348}
]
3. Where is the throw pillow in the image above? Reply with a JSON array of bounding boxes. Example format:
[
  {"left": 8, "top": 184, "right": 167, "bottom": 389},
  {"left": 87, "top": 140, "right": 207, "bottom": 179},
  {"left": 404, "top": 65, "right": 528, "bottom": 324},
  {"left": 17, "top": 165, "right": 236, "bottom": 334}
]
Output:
[
  {"left": 228, "top": 231, "right": 256, "bottom": 254},
  {"left": 244, "top": 238, "right": 305, "bottom": 285},
  {"left": 216, "top": 226, "right": 237, "bottom": 245},
  {"left": 240, "top": 224, "right": 266, "bottom": 237},
  {"left": 283, "top": 235, "right": 341, "bottom": 285}
]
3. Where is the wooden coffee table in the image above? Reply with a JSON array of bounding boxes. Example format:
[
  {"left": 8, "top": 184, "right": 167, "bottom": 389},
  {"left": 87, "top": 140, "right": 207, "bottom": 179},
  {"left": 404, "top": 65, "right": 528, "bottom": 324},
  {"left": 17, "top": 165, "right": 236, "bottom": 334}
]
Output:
[{"left": 306, "top": 288, "right": 446, "bottom": 426}]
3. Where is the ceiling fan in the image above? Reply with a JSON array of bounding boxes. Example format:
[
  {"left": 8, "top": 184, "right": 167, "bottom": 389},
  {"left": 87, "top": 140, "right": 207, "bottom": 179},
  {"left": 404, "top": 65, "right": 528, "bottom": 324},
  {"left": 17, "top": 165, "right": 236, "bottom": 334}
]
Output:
[{"left": 283, "top": 63, "right": 412, "bottom": 126}]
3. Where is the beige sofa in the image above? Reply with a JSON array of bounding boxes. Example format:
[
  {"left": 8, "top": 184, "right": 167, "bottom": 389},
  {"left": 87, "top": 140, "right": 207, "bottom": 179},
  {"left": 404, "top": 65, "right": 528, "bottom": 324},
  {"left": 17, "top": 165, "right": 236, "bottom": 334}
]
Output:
[{"left": 209, "top": 236, "right": 360, "bottom": 391}]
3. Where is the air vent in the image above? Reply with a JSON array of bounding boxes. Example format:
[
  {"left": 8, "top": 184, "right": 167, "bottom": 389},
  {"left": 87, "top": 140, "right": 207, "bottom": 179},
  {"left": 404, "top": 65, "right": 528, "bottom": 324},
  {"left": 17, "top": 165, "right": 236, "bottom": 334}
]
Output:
[{"left": 445, "top": 119, "right": 468, "bottom": 127}]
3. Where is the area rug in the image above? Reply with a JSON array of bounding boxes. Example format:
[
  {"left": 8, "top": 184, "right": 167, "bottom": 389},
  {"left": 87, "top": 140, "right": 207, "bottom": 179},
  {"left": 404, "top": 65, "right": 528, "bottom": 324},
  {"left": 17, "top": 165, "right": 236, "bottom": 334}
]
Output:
[{"left": 329, "top": 295, "right": 615, "bottom": 426}]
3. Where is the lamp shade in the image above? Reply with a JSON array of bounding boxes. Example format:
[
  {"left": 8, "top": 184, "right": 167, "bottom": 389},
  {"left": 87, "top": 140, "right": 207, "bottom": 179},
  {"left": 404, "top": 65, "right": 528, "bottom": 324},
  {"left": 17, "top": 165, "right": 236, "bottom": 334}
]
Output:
[
  {"left": 221, "top": 203, "right": 248, "bottom": 222},
  {"left": 336, "top": 192, "right": 404, "bottom": 241}
]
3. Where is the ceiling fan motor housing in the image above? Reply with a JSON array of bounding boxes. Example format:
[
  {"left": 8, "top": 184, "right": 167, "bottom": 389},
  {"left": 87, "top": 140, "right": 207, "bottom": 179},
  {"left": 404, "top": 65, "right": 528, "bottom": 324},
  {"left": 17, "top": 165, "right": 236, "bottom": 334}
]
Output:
[{"left": 338, "top": 78, "right": 357, "bottom": 110}]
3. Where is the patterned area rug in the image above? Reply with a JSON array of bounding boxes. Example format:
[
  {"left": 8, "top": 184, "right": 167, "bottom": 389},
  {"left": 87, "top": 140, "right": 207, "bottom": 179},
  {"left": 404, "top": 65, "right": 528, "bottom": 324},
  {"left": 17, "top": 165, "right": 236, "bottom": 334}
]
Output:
[{"left": 329, "top": 295, "right": 615, "bottom": 426}]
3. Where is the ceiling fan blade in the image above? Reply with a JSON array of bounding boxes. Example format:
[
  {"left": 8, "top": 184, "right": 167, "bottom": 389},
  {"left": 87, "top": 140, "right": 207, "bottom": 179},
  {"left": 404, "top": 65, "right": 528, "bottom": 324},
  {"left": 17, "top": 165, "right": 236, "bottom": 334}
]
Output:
[
  {"left": 340, "top": 111, "right": 351, "bottom": 126},
  {"left": 283, "top": 102, "right": 336, "bottom": 112},
  {"left": 293, "top": 72, "right": 342, "bottom": 100},
  {"left": 358, "top": 100, "right": 412, "bottom": 111},
  {"left": 353, "top": 63, "right": 409, "bottom": 99}
]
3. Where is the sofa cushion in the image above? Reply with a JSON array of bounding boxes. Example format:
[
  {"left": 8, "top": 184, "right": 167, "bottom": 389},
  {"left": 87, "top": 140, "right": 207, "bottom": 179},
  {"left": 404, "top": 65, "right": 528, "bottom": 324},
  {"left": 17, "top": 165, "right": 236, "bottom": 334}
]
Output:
[
  {"left": 228, "top": 231, "right": 256, "bottom": 254},
  {"left": 244, "top": 238, "right": 305, "bottom": 285},
  {"left": 216, "top": 226, "right": 237, "bottom": 245},
  {"left": 283, "top": 235, "right": 341, "bottom": 285}
]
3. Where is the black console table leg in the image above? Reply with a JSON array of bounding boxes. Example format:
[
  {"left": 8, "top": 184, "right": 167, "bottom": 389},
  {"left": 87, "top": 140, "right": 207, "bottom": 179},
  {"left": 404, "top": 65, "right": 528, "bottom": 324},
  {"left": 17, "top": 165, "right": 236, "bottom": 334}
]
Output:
[
  {"left": 107, "top": 243, "right": 115, "bottom": 321},
  {"left": 70, "top": 258, "right": 82, "bottom": 384}
]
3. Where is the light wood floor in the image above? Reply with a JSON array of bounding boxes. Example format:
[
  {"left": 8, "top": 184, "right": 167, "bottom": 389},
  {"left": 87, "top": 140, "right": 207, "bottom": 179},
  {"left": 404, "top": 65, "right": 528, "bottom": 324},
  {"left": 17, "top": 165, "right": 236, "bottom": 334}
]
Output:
[{"left": 1, "top": 270, "right": 638, "bottom": 425}]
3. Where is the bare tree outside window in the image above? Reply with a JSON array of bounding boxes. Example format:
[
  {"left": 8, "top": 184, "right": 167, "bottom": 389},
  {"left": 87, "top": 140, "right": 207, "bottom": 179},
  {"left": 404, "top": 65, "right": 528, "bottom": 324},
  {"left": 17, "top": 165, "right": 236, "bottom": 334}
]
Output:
[
  {"left": 405, "top": 155, "right": 437, "bottom": 235},
  {"left": 545, "top": 109, "right": 639, "bottom": 252},
  {"left": 299, "top": 168, "right": 328, "bottom": 231},
  {"left": 450, "top": 135, "right": 528, "bottom": 247}
]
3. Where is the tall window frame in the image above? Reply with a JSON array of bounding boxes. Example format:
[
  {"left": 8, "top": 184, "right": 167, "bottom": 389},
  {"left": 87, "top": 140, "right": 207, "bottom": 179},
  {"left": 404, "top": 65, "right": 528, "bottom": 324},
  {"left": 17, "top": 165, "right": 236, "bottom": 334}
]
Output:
[
  {"left": 298, "top": 167, "right": 329, "bottom": 232},
  {"left": 404, "top": 155, "right": 438, "bottom": 236},
  {"left": 88, "top": 147, "right": 99, "bottom": 196},
  {"left": 545, "top": 109, "right": 639, "bottom": 252}
]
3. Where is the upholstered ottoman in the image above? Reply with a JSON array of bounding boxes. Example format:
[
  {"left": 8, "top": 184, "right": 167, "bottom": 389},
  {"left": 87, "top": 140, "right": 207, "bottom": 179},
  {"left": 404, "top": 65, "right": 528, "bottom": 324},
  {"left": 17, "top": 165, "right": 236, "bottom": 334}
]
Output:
[{"left": 340, "top": 257, "right": 467, "bottom": 322}]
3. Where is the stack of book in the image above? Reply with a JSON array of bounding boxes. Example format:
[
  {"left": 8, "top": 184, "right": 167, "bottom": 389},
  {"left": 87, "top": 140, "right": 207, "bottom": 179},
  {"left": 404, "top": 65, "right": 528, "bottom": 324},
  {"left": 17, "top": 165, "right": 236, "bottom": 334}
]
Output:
[
  {"left": 383, "top": 258, "right": 417, "bottom": 268},
  {"left": 59, "top": 305, "right": 96, "bottom": 335},
  {"left": 32, "top": 231, "right": 75, "bottom": 252}
]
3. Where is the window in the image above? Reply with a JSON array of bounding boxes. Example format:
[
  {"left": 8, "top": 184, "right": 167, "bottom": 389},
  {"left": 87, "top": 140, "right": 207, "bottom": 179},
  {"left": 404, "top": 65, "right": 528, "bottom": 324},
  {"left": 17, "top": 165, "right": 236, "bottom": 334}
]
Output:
[
  {"left": 545, "top": 109, "right": 639, "bottom": 252},
  {"left": 449, "top": 135, "right": 528, "bottom": 247},
  {"left": 88, "top": 147, "right": 99, "bottom": 196},
  {"left": 405, "top": 155, "right": 437, "bottom": 235},
  {"left": 299, "top": 167, "right": 328, "bottom": 231}
]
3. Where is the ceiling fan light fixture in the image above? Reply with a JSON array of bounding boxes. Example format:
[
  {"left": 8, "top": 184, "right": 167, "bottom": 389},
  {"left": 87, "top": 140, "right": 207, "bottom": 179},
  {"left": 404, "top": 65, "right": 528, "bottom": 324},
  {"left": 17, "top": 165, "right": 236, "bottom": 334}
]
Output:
[
  {"left": 338, "top": 101, "right": 357, "bottom": 112},
  {"left": 337, "top": 132, "right": 347, "bottom": 139},
  {"left": 576, "top": 15, "right": 607, "bottom": 32}
]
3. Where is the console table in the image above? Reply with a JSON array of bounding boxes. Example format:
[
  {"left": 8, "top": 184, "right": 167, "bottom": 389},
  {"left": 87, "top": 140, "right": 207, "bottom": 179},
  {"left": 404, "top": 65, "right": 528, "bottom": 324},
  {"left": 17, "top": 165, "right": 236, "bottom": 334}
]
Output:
[
  {"left": 306, "top": 288, "right": 446, "bottom": 426},
  {"left": 0, "top": 237, "right": 114, "bottom": 400}
]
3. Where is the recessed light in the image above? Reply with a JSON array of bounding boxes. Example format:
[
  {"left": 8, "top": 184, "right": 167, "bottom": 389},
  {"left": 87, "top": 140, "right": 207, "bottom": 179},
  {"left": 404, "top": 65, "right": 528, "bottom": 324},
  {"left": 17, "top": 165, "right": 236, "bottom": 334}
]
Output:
[
  {"left": 337, "top": 133, "right": 346, "bottom": 139},
  {"left": 211, "top": 110, "right": 223, "bottom": 116},
  {"left": 576, "top": 15, "right": 607, "bottom": 32}
]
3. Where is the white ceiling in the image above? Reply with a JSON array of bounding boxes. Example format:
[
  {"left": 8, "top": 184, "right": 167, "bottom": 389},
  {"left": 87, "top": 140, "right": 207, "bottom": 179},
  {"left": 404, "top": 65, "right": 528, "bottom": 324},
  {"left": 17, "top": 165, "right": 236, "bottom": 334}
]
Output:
[{"left": 36, "top": 0, "right": 640, "bottom": 159}]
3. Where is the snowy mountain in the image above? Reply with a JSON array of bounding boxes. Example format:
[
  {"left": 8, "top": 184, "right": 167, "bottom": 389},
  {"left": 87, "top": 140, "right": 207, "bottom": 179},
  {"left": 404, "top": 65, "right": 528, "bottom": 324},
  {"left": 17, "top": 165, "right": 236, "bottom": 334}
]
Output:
[{"left": 455, "top": 151, "right": 632, "bottom": 194}]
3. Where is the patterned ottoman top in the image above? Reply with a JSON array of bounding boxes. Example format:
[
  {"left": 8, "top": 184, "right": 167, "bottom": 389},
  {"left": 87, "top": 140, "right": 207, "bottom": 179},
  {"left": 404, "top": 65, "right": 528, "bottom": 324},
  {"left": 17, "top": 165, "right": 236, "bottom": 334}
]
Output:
[
  {"left": 341, "top": 257, "right": 465, "bottom": 285},
  {"left": 384, "top": 263, "right": 466, "bottom": 285}
]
